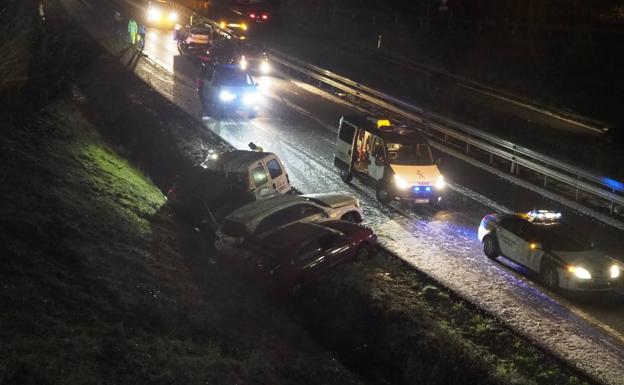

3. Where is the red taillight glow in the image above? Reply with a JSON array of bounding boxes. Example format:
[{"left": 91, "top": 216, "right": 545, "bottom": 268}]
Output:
[
  {"left": 249, "top": 13, "right": 256, "bottom": 18},
  {"left": 261, "top": 14, "right": 268, "bottom": 19}
]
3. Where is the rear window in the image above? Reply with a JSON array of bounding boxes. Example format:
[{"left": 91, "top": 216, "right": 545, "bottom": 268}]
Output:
[
  {"left": 221, "top": 219, "right": 247, "bottom": 237},
  {"left": 266, "top": 159, "right": 283, "bottom": 179},
  {"left": 338, "top": 122, "right": 356, "bottom": 143}
]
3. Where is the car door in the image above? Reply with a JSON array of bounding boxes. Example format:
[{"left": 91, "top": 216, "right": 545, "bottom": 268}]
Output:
[
  {"left": 335, "top": 119, "right": 357, "bottom": 171},
  {"left": 497, "top": 217, "right": 529, "bottom": 265},
  {"left": 317, "top": 233, "right": 351, "bottom": 268},
  {"left": 264, "top": 157, "right": 290, "bottom": 194},
  {"left": 250, "top": 163, "right": 274, "bottom": 199},
  {"left": 368, "top": 136, "right": 386, "bottom": 181},
  {"left": 292, "top": 238, "right": 328, "bottom": 282}
]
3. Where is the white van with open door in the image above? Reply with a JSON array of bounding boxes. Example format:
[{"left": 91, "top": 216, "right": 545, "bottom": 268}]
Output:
[{"left": 334, "top": 114, "right": 446, "bottom": 205}]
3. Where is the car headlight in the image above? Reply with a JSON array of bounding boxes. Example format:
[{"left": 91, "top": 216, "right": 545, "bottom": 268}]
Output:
[
  {"left": 241, "top": 23, "right": 248, "bottom": 31},
  {"left": 393, "top": 174, "right": 409, "bottom": 190},
  {"left": 240, "top": 57, "right": 248, "bottom": 70},
  {"left": 219, "top": 90, "right": 236, "bottom": 102},
  {"left": 169, "top": 11, "right": 178, "bottom": 22},
  {"left": 242, "top": 92, "right": 259, "bottom": 106},
  {"left": 260, "top": 60, "right": 271, "bottom": 74},
  {"left": 611, "top": 265, "right": 620, "bottom": 279},
  {"left": 147, "top": 8, "right": 160, "bottom": 21},
  {"left": 435, "top": 175, "right": 446, "bottom": 190},
  {"left": 569, "top": 266, "right": 592, "bottom": 280}
]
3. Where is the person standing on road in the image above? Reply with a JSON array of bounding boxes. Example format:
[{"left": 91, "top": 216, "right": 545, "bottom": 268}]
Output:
[
  {"left": 114, "top": 11, "right": 122, "bottom": 36},
  {"left": 128, "top": 18, "right": 138, "bottom": 45},
  {"left": 138, "top": 24, "right": 147, "bottom": 49}
]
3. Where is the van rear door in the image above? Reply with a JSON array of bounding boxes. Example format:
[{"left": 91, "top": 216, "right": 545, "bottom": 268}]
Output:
[
  {"left": 250, "top": 162, "right": 274, "bottom": 199},
  {"left": 334, "top": 118, "right": 357, "bottom": 172},
  {"left": 264, "top": 156, "right": 291, "bottom": 194}
]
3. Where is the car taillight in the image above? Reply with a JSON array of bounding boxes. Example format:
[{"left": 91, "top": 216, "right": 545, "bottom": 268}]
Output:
[
  {"left": 249, "top": 13, "right": 256, "bottom": 18},
  {"left": 261, "top": 14, "right": 268, "bottom": 20}
]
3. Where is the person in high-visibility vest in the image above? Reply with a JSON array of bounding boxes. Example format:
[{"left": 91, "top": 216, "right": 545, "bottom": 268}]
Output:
[{"left": 128, "top": 19, "right": 138, "bottom": 45}]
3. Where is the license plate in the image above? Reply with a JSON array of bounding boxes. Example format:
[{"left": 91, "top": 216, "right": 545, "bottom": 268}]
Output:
[{"left": 414, "top": 199, "right": 429, "bottom": 203}]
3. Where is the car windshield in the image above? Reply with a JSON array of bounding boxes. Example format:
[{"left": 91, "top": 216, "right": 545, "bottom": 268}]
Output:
[
  {"left": 214, "top": 67, "right": 252, "bottom": 86},
  {"left": 387, "top": 143, "right": 434, "bottom": 165}
]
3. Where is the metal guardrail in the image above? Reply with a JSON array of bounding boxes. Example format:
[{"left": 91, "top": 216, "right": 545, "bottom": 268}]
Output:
[
  {"left": 179, "top": 5, "right": 624, "bottom": 215},
  {"left": 268, "top": 50, "right": 624, "bottom": 214}
]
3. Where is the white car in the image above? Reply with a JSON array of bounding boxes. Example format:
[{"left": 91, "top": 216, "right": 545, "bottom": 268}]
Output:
[
  {"left": 216, "top": 193, "right": 363, "bottom": 255},
  {"left": 478, "top": 210, "right": 621, "bottom": 292}
]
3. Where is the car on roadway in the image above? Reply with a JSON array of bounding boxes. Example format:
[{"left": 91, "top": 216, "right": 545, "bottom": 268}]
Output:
[
  {"left": 335, "top": 115, "right": 446, "bottom": 205},
  {"left": 478, "top": 210, "right": 622, "bottom": 292},
  {"left": 197, "top": 63, "right": 260, "bottom": 118},
  {"left": 215, "top": 193, "right": 363, "bottom": 255},
  {"left": 146, "top": 0, "right": 178, "bottom": 28},
  {"left": 237, "top": 40, "right": 271, "bottom": 75},
  {"left": 250, "top": 220, "right": 377, "bottom": 292}
]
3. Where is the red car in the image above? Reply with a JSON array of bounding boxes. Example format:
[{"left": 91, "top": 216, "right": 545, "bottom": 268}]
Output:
[{"left": 249, "top": 220, "right": 377, "bottom": 292}]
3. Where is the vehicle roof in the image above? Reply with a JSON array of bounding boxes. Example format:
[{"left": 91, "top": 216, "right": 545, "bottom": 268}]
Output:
[
  {"left": 218, "top": 150, "right": 277, "bottom": 169},
  {"left": 263, "top": 222, "right": 335, "bottom": 253},
  {"left": 226, "top": 194, "right": 302, "bottom": 224},
  {"left": 341, "top": 114, "right": 429, "bottom": 144}
]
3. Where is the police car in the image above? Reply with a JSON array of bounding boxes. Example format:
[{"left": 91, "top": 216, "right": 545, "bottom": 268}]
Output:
[{"left": 478, "top": 210, "right": 621, "bottom": 291}]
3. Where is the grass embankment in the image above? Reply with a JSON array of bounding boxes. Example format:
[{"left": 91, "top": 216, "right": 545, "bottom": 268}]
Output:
[
  {"left": 296, "top": 256, "right": 595, "bottom": 385},
  {"left": 0, "top": 101, "right": 363, "bottom": 385},
  {"left": 0, "top": 2, "right": 363, "bottom": 382}
]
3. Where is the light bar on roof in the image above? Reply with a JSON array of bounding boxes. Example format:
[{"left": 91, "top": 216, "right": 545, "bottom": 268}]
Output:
[{"left": 527, "top": 210, "right": 561, "bottom": 221}]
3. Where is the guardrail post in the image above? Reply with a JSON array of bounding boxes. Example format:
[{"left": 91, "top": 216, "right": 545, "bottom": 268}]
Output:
[
  {"left": 489, "top": 153, "right": 493, "bottom": 165},
  {"left": 575, "top": 175, "right": 580, "bottom": 200},
  {"left": 610, "top": 200, "right": 615, "bottom": 214},
  {"left": 543, "top": 174, "right": 548, "bottom": 187},
  {"left": 510, "top": 148, "right": 516, "bottom": 174},
  {"left": 465, "top": 142, "right": 470, "bottom": 154}
]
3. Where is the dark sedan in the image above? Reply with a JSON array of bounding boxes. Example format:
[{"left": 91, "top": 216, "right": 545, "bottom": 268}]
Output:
[{"left": 249, "top": 220, "right": 377, "bottom": 292}]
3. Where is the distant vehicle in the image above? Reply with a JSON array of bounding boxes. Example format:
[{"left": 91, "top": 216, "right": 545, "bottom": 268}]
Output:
[
  {"left": 478, "top": 210, "right": 622, "bottom": 292},
  {"left": 197, "top": 63, "right": 260, "bottom": 118},
  {"left": 215, "top": 193, "right": 363, "bottom": 255},
  {"left": 174, "top": 24, "right": 214, "bottom": 56},
  {"left": 146, "top": 0, "right": 178, "bottom": 28},
  {"left": 231, "top": 2, "right": 274, "bottom": 25},
  {"left": 334, "top": 115, "right": 446, "bottom": 205},
  {"left": 237, "top": 40, "right": 271, "bottom": 74},
  {"left": 250, "top": 221, "right": 377, "bottom": 292}
]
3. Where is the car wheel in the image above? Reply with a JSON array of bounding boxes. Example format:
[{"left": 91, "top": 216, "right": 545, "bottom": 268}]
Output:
[
  {"left": 482, "top": 234, "right": 499, "bottom": 259},
  {"left": 376, "top": 181, "right": 393, "bottom": 204},
  {"left": 340, "top": 169, "right": 353, "bottom": 183},
  {"left": 341, "top": 212, "right": 359, "bottom": 223},
  {"left": 541, "top": 264, "right": 559, "bottom": 290},
  {"left": 355, "top": 243, "right": 375, "bottom": 262}
]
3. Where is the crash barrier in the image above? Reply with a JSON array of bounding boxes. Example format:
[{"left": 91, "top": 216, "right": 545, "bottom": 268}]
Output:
[
  {"left": 174, "top": 4, "right": 624, "bottom": 216},
  {"left": 267, "top": 50, "right": 624, "bottom": 216}
]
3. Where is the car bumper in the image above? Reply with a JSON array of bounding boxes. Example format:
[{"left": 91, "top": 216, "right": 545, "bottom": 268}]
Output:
[
  {"left": 394, "top": 185, "right": 444, "bottom": 203},
  {"left": 559, "top": 273, "right": 620, "bottom": 291}
]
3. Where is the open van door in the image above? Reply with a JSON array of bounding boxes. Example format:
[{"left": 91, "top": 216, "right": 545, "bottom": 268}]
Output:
[{"left": 334, "top": 117, "right": 357, "bottom": 182}]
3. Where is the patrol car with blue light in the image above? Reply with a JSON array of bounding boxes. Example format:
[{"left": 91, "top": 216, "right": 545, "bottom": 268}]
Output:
[{"left": 478, "top": 210, "right": 621, "bottom": 291}]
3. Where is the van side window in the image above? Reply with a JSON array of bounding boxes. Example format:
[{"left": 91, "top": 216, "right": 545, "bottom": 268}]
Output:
[
  {"left": 371, "top": 137, "right": 385, "bottom": 159},
  {"left": 338, "top": 122, "right": 356, "bottom": 143},
  {"left": 266, "top": 159, "right": 283, "bottom": 179},
  {"left": 252, "top": 165, "right": 268, "bottom": 187}
]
